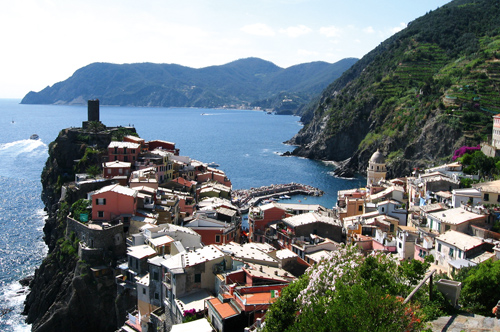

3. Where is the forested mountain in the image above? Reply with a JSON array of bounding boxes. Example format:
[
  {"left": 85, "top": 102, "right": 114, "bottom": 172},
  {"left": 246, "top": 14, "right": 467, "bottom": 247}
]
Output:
[
  {"left": 20, "top": 57, "right": 357, "bottom": 114},
  {"left": 288, "top": 0, "right": 500, "bottom": 177}
]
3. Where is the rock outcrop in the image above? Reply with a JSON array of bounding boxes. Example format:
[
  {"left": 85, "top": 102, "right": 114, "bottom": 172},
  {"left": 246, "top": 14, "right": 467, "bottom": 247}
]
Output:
[{"left": 23, "top": 126, "right": 137, "bottom": 332}]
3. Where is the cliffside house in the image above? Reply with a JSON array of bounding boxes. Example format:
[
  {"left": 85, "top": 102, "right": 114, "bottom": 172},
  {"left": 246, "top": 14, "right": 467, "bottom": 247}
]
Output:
[
  {"left": 161, "top": 245, "right": 228, "bottom": 324},
  {"left": 473, "top": 179, "right": 500, "bottom": 205},
  {"left": 273, "top": 211, "right": 343, "bottom": 251},
  {"left": 102, "top": 160, "right": 132, "bottom": 181},
  {"left": 434, "top": 230, "right": 493, "bottom": 276},
  {"left": 108, "top": 141, "right": 141, "bottom": 163},
  {"left": 183, "top": 214, "right": 239, "bottom": 245},
  {"left": 90, "top": 184, "right": 138, "bottom": 230},
  {"left": 425, "top": 206, "right": 488, "bottom": 234}
]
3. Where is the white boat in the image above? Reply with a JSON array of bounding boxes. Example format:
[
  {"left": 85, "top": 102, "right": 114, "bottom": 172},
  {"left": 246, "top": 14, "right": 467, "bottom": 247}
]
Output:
[
  {"left": 207, "top": 162, "right": 220, "bottom": 168},
  {"left": 30, "top": 134, "right": 39, "bottom": 140}
]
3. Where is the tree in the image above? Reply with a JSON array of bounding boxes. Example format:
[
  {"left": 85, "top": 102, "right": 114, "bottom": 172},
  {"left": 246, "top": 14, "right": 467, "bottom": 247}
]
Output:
[
  {"left": 459, "top": 260, "right": 500, "bottom": 316},
  {"left": 263, "top": 245, "right": 431, "bottom": 332},
  {"left": 86, "top": 164, "right": 101, "bottom": 178},
  {"left": 70, "top": 199, "right": 91, "bottom": 222}
]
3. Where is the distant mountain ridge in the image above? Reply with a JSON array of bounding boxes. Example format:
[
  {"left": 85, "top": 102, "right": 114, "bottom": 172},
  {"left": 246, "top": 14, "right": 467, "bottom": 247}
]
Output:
[
  {"left": 287, "top": 0, "right": 500, "bottom": 177},
  {"left": 21, "top": 57, "right": 358, "bottom": 114}
]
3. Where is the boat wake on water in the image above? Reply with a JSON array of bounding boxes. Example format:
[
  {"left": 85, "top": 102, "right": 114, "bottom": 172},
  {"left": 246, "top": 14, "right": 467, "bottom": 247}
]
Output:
[{"left": 0, "top": 140, "right": 48, "bottom": 179}]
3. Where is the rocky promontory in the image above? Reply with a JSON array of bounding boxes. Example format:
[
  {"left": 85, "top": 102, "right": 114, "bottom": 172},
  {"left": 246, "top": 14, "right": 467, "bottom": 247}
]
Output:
[{"left": 23, "top": 125, "right": 137, "bottom": 332}]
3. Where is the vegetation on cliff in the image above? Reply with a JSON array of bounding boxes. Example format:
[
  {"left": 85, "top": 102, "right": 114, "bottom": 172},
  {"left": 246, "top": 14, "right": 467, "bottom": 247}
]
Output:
[
  {"left": 289, "top": 0, "right": 500, "bottom": 178},
  {"left": 20, "top": 57, "right": 357, "bottom": 115}
]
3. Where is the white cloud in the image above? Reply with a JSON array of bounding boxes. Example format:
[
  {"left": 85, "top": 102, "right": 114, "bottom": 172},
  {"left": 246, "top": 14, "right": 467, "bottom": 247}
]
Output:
[
  {"left": 280, "top": 25, "right": 312, "bottom": 38},
  {"left": 240, "top": 23, "right": 276, "bottom": 36},
  {"left": 297, "top": 49, "right": 319, "bottom": 56},
  {"left": 319, "top": 26, "right": 342, "bottom": 38},
  {"left": 390, "top": 22, "right": 407, "bottom": 34},
  {"left": 363, "top": 26, "right": 375, "bottom": 34}
]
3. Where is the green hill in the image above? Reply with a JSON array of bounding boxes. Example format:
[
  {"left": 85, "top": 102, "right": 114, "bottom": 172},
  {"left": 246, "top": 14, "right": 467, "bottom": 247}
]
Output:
[
  {"left": 288, "top": 0, "right": 500, "bottom": 177},
  {"left": 20, "top": 57, "right": 357, "bottom": 114}
]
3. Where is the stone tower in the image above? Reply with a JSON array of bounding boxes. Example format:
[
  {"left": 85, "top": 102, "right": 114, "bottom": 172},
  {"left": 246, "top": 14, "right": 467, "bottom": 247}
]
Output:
[
  {"left": 88, "top": 99, "right": 100, "bottom": 122},
  {"left": 367, "top": 149, "right": 387, "bottom": 187},
  {"left": 82, "top": 99, "right": 101, "bottom": 129}
]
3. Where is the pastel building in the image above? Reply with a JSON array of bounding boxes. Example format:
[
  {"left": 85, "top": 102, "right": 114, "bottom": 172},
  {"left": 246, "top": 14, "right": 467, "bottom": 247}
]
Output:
[
  {"left": 102, "top": 160, "right": 131, "bottom": 180},
  {"left": 108, "top": 141, "right": 141, "bottom": 163},
  {"left": 90, "top": 184, "right": 138, "bottom": 226}
]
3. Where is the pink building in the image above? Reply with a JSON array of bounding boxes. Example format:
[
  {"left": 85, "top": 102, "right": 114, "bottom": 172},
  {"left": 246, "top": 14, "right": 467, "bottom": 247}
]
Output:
[
  {"left": 91, "top": 184, "right": 138, "bottom": 227},
  {"left": 196, "top": 169, "right": 232, "bottom": 187},
  {"left": 102, "top": 160, "right": 131, "bottom": 179},
  {"left": 147, "top": 140, "right": 179, "bottom": 155},
  {"left": 108, "top": 141, "right": 141, "bottom": 163}
]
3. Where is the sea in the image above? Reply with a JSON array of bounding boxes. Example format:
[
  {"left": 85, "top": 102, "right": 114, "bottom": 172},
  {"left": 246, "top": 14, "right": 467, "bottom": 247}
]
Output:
[{"left": 0, "top": 98, "right": 364, "bottom": 331}]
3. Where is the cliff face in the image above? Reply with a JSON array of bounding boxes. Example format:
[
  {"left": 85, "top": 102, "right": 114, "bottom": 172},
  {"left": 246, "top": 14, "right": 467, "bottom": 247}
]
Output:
[
  {"left": 24, "top": 126, "right": 137, "bottom": 332},
  {"left": 287, "top": 0, "right": 500, "bottom": 178}
]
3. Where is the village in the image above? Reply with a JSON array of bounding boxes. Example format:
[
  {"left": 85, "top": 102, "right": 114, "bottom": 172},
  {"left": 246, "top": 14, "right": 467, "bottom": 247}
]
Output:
[{"left": 63, "top": 102, "right": 500, "bottom": 332}]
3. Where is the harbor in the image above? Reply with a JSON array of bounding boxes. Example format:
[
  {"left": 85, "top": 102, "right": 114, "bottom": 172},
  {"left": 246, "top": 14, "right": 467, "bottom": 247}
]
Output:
[{"left": 231, "top": 183, "right": 324, "bottom": 213}]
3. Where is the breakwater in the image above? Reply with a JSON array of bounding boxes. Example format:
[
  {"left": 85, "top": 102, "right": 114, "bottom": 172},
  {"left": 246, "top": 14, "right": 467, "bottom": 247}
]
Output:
[{"left": 232, "top": 183, "right": 323, "bottom": 212}]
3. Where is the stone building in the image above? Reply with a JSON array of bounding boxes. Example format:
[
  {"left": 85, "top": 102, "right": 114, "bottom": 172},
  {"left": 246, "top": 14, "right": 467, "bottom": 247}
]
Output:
[{"left": 367, "top": 149, "right": 387, "bottom": 187}]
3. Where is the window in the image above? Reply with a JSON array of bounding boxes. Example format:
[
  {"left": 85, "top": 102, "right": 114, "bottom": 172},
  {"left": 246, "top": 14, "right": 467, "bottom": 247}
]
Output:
[
  {"left": 114, "top": 147, "right": 118, "bottom": 154},
  {"left": 98, "top": 211, "right": 104, "bottom": 218},
  {"left": 153, "top": 271, "right": 159, "bottom": 281},
  {"left": 96, "top": 198, "right": 106, "bottom": 205},
  {"left": 438, "top": 243, "right": 442, "bottom": 252},
  {"left": 124, "top": 156, "right": 128, "bottom": 162},
  {"left": 215, "top": 234, "right": 221, "bottom": 243},
  {"left": 142, "top": 288, "right": 146, "bottom": 295},
  {"left": 449, "top": 248, "right": 454, "bottom": 257},
  {"left": 107, "top": 169, "right": 111, "bottom": 174},
  {"left": 358, "top": 205, "right": 363, "bottom": 212},
  {"left": 398, "top": 242, "right": 402, "bottom": 249},
  {"left": 381, "top": 207, "right": 385, "bottom": 213},
  {"left": 154, "top": 292, "right": 159, "bottom": 300},
  {"left": 484, "top": 193, "right": 490, "bottom": 201},
  {"left": 123, "top": 147, "right": 127, "bottom": 154},
  {"left": 458, "top": 249, "right": 462, "bottom": 258},
  {"left": 194, "top": 273, "right": 201, "bottom": 283}
]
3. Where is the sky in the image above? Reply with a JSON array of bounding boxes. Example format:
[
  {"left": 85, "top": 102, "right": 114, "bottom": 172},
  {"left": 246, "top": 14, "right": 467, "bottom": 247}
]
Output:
[{"left": 1, "top": 0, "right": 452, "bottom": 98}]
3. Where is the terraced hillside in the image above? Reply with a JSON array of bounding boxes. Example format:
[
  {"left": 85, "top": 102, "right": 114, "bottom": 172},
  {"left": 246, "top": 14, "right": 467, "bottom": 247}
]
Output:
[{"left": 288, "top": 0, "right": 500, "bottom": 177}]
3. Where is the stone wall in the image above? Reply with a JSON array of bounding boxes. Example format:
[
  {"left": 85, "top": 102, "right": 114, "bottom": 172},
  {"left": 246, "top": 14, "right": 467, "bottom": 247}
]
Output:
[{"left": 66, "top": 217, "right": 127, "bottom": 260}]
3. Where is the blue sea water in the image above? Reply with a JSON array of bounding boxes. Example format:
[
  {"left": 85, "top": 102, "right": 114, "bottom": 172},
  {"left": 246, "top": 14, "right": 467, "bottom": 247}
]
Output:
[{"left": 0, "top": 99, "right": 364, "bottom": 331}]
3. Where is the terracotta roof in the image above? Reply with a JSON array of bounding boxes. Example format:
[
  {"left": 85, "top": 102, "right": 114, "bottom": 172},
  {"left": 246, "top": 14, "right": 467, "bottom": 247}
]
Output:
[{"left": 208, "top": 298, "right": 239, "bottom": 319}]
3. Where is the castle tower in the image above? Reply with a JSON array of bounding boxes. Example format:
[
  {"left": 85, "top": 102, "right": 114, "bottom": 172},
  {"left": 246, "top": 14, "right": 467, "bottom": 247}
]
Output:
[
  {"left": 88, "top": 99, "right": 100, "bottom": 122},
  {"left": 82, "top": 99, "right": 101, "bottom": 129},
  {"left": 367, "top": 149, "right": 387, "bottom": 187}
]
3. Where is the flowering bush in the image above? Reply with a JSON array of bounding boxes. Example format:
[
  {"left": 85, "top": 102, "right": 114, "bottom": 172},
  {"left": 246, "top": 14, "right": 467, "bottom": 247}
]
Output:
[
  {"left": 182, "top": 308, "right": 196, "bottom": 317},
  {"left": 452, "top": 145, "right": 480, "bottom": 161}
]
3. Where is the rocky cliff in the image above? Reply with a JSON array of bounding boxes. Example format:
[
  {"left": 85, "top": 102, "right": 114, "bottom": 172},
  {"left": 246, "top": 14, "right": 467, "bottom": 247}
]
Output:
[
  {"left": 287, "top": 0, "right": 500, "bottom": 178},
  {"left": 23, "top": 126, "right": 137, "bottom": 332}
]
